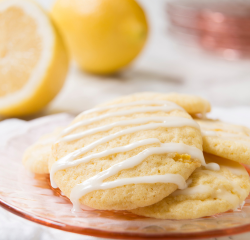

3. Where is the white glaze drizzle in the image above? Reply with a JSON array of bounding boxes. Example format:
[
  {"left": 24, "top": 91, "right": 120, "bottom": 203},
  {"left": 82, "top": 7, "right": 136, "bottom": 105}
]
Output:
[
  {"left": 54, "top": 121, "right": 203, "bottom": 170},
  {"left": 171, "top": 184, "right": 240, "bottom": 206},
  {"left": 66, "top": 123, "right": 192, "bottom": 159},
  {"left": 201, "top": 130, "right": 218, "bottom": 137},
  {"left": 200, "top": 170, "right": 245, "bottom": 198},
  {"left": 240, "top": 201, "right": 246, "bottom": 209},
  {"left": 205, "top": 154, "right": 249, "bottom": 176},
  {"left": 170, "top": 168, "right": 244, "bottom": 208},
  {"left": 60, "top": 117, "right": 200, "bottom": 142},
  {"left": 79, "top": 100, "right": 183, "bottom": 116},
  {"left": 62, "top": 103, "right": 184, "bottom": 136},
  {"left": 202, "top": 130, "right": 250, "bottom": 139},
  {"left": 51, "top": 141, "right": 215, "bottom": 188},
  {"left": 201, "top": 130, "right": 250, "bottom": 148},
  {"left": 200, "top": 122, "right": 248, "bottom": 133},
  {"left": 71, "top": 174, "right": 187, "bottom": 211},
  {"left": 171, "top": 184, "right": 211, "bottom": 197},
  {"left": 215, "top": 188, "right": 240, "bottom": 206},
  {"left": 68, "top": 143, "right": 218, "bottom": 211},
  {"left": 50, "top": 138, "right": 160, "bottom": 187},
  {"left": 220, "top": 163, "right": 248, "bottom": 176},
  {"left": 50, "top": 101, "right": 221, "bottom": 211}
]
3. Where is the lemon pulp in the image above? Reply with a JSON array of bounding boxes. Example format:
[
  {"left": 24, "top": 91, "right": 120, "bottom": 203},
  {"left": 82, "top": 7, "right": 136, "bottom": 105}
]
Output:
[{"left": 0, "top": 0, "right": 69, "bottom": 117}]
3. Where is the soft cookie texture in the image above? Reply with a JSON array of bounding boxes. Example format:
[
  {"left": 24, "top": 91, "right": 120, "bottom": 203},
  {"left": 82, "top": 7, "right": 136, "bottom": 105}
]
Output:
[
  {"left": 49, "top": 96, "right": 203, "bottom": 210},
  {"left": 99, "top": 92, "right": 211, "bottom": 115},
  {"left": 197, "top": 119, "right": 250, "bottom": 164},
  {"left": 130, "top": 153, "right": 250, "bottom": 219},
  {"left": 22, "top": 128, "right": 61, "bottom": 174}
]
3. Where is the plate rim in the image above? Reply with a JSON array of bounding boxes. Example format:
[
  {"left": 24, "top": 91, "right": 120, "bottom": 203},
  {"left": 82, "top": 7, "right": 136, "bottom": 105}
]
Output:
[
  {"left": 1, "top": 114, "right": 250, "bottom": 239},
  {"left": 1, "top": 195, "right": 250, "bottom": 239}
]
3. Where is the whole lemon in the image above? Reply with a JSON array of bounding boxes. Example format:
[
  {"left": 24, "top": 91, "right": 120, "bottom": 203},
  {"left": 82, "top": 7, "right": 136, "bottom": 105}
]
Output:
[{"left": 51, "top": 0, "right": 148, "bottom": 74}]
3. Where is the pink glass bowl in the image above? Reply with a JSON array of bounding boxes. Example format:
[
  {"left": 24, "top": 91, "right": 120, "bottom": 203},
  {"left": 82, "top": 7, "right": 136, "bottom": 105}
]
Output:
[
  {"left": 1, "top": 115, "right": 250, "bottom": 239},
  {"left": 167, "top": 0, "right": 250, "bottom": 59}
]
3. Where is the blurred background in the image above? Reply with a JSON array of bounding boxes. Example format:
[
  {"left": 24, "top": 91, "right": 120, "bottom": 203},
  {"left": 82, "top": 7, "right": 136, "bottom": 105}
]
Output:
[
  {"left": 2, "top": 0, "right": 250, "bottom": 240},
  {"left": 20, "top": 0, "right": 250, "bottom": 117}
]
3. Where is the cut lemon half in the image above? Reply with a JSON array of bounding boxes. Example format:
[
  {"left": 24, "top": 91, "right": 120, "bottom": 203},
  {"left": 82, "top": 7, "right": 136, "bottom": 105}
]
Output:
[{"left": 0, "top": 0, "right": 69, "bottom": 117}]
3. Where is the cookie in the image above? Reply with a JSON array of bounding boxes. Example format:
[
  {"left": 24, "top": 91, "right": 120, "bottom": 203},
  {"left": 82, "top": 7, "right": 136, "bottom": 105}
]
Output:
[
  {"left": 197, "top": 119, "right": 250, "bottom": 164},
  {"left": 22, "top": 128, "right": 61, "bottom": 174},
  {"left": 49, "top": 96, "right": 208, "bottom": 211},
  {"left": 98, "top": 92, "right": 211, "bottom": 115},
  {"left": 130, "top": 153, "right": 250, "bottom": 219}
]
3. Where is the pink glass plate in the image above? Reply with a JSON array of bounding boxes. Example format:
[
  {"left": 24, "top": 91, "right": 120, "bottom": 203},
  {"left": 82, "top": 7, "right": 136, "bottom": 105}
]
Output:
[{"left": 1, "top": 114, "right": 250, "bottom": 239}]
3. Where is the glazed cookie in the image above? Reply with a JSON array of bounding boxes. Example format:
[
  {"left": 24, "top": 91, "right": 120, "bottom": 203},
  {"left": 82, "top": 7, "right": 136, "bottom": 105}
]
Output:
[
  {"left": 98, "top": 92, "right": 211, "bottom": 115},
  {"left": 49, "top": 97, "right": 210, "bottom": 211},
  {"left": 130, "top": 153, "right": 250, "bottom": 219},
  {"left": 197, "top": 119, "right": 250, "bottom": 164},
  {"left": 22, "top": 128, "right": 62, "bottom": 174}
]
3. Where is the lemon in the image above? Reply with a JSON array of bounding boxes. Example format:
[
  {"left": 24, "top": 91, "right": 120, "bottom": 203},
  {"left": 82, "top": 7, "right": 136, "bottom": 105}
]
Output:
[
  {"left": 51, "top": 0, "right": 148, "bottom": 74},
  {"left": 0, "top": 0, "right": 69, "bottom": 117}
]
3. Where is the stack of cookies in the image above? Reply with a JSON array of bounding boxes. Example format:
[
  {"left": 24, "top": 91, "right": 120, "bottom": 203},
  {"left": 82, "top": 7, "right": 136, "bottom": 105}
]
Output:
[{"left": 22, "top": 92, "right": 250, "bottom": 219}]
